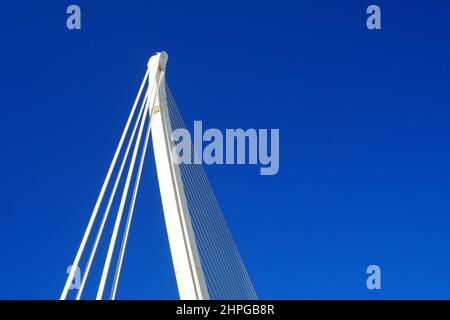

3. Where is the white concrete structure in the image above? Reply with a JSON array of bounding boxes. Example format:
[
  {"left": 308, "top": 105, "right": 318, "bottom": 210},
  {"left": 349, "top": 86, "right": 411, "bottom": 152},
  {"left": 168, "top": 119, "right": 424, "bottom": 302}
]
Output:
[
  {"left": 60, "top": 52, "right": 255, "bottom": 300},
  {"left": 149, "top": 52, "right": 209, "bottom": 300}
]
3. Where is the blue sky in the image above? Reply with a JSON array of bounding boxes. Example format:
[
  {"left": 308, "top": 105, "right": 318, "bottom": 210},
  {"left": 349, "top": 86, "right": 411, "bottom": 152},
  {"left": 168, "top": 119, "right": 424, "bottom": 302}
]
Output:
[{"left": 0, "top": 1, "right": 449, "bottom": 299}]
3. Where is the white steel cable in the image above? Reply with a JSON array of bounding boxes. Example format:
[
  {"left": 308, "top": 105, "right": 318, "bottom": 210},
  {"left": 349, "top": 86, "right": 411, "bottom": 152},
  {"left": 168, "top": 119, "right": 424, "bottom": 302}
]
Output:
[
  {"left": 109, "top": 72, "right": 165, "bottom": 299},
  {"left": 166, "top": 86, "right": 257, "bottom": 299},
  {"left": 192, "top": 157, "right": 258, "bottom": 299},
  {"left": 172, "top": 122, "right": 247, "bottom": 299},
  {"left": 109, "top": 110, "right": 151, "bottom": 300},
  {"left": 191, "top": 151, "right": 258, "bottom": 299},
  {"left": 181, "top": 164, "right": 244, "bottom": 299},
  {"left": 167, "top": 94, "right": 255, "bottom": 298},
  {"left": 166, "top": 97, "right": 240, "bottom": 299},
  {"left": 159, "top": 91, "right": 203, "bottom": 300},
  {"left": 75, "top": 92, "right": 149, "bottom": 299},
  {"left": 60, "top": 69, "right": 149, "bottom": 300},
  {"left": 96, "top": 72, "right": 163, "bottom": 300},
  {"left": 166, "top": 99, "right": 234, "bottom": 299},
  {"left": 196, "top": 165, "right": 258, "bottom": 299},
  {"left": 166, "top": 92, "right": 240, "bottom": 299},
  {"left": 96, "top": 93, "right": 150, "bottom": 299}
]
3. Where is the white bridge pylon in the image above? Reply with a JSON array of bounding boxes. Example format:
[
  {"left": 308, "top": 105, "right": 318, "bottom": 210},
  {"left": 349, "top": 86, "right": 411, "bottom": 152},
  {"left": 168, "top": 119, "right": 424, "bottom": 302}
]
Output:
[
  {"left": 149, "top": 53, "right": 209, "bottom": 300},
  {"left": 61, "top": 52, "right": 257, "bottom": 300}
]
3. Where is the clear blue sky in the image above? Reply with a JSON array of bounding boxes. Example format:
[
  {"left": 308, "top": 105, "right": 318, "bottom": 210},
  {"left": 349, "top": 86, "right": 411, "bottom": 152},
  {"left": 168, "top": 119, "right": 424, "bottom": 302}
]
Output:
[{"left": 0, "top": 1, "right": 449, "bottom": 299}]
